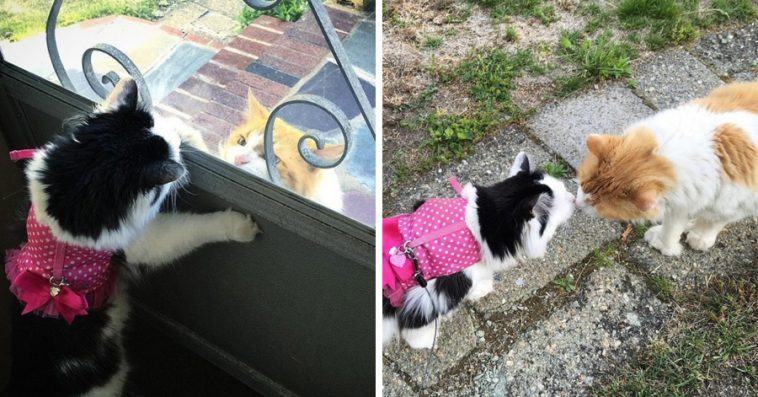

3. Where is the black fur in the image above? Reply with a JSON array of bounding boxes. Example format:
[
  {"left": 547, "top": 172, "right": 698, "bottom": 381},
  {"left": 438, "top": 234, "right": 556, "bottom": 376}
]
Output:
[
  {"left": 392, "top": 272, "right": 472, "bottom": 329},
  {"left": 7, "top": 296, "right": 121, "bottom": 395},
  {"left": 39, "top": 98, "right": 182, "bottom": 240},
  {"left": 475, "top": 170, "right": 553, "bottom": 260}
]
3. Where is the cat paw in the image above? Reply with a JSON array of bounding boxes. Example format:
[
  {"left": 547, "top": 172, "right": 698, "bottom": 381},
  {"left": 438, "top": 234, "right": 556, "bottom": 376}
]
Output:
[
  {"left": 686, "top": 232, "right": 715, "bottom": 251},
  {"left": 402, "top": 326, "right": 436, "bottom": 349},
  {"left": 644, "top": 225, "right": 681, "bottom": 256},
  {"left": 466, "top": 278, "right": 494, "bottom": 301},
  {"left": 223, "top": 211, "right": 260, "bottom": 242}
]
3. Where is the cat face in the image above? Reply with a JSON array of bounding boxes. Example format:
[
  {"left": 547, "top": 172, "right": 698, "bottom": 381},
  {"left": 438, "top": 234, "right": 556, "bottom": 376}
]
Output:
[
  {"left": 219, "top": 90, "right": 343, "bottom": 199},
  {"left": 576, "top": 128, "right": 675, "bottom": 221},
  {"left": 469, "top": 152, "right": 575, "bottom": 263},
  {"left": 26, "top": 78, "right": 186, "bottom": 250}
]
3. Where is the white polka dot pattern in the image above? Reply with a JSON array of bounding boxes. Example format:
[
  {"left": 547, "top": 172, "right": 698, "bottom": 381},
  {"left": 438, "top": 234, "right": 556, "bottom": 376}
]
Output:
[
  {"left": 397, "top": 198, "right": 481, "bottom": 289},
  {"left": 5, "top": 208, "right": 115, "bottom": 314}
]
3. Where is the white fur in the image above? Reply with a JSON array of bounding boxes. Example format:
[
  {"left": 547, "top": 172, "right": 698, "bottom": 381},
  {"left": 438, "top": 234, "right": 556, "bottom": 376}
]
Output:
[
  {"left": 579, "top": 103, "right": 757, "bottom": 255},
  {"left": 24, "top": 105, "right": 259, "bottom": 395}
]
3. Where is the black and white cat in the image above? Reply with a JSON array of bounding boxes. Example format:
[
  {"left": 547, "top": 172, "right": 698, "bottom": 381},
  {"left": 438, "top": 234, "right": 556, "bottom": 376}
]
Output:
[
  {"left": 6, "top": 78, "right": 259, "bottom": 395},
  {"left": 383, "top": 153, "right": 575, "bottom": 349}
]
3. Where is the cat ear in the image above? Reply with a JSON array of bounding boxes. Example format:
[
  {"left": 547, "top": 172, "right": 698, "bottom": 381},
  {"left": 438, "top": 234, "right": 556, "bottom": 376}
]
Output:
[
  {"left": 631, "top": 188, "right": 657, "bottom": 212},
  {"left": 100, "top": 78, "right": 138, "bottom": 112},
  {"left": 508, "top": 151, "right": 530, "bottom": 176},
  {"left": 247, "top": 89, "right": 269, "bottom": 121},
  {"left": 586, "top": 134, "right": 610, "bottom": 157},
  {"left": 143, "top": 160, "right": 185, "bottom": 187}
]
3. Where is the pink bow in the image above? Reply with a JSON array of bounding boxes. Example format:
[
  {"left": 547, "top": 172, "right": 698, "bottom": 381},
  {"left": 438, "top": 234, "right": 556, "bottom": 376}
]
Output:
[{"left": 13, "top": 271, "right": 88, "bottom": 324}]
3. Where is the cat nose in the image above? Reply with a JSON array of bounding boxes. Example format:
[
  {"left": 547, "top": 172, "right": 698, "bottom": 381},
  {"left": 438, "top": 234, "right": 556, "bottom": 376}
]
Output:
[{"left": 234, "top": 153, "right": 252, "bottom": 166}]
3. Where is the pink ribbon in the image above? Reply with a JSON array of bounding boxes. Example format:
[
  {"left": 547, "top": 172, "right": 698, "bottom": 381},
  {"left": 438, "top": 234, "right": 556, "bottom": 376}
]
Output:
[{"left": 13, "top": 270, "right": 88, "bottom": 324}]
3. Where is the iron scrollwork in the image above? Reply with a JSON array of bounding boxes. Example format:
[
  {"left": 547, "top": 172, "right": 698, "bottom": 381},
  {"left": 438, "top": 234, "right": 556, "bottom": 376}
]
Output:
[
  {"left": 46, "top": 0, "right": 152, "bottom": 106},
  {"left": 244, "top": 0, "right": 375, "bottom": 184},
  {"left": 46, "top": 0, "right": 374, "bottom": 189}
]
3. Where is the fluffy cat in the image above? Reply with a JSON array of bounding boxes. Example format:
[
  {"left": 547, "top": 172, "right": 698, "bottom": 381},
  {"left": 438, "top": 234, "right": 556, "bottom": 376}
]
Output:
[
  {"left": 6, "top": 79, "right": 259, "bottom": 396},
  {"left": 576, "top": 81, "right": 757, "bottom": 256},
  {"left": 383, "top": 153, "right": 575, "bottom": 349},
  {"left": 219, "top": 90, "right": 345, "bottom": 212}
]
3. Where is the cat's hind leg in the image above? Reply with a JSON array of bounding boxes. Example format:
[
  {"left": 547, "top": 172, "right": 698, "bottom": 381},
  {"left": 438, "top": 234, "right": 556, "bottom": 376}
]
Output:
[
  {"left": 124, "top": 210, "right": 259, "bottom": 268},
  {"left": 686, "top": 218, "right": 728, "bottom": 251}
]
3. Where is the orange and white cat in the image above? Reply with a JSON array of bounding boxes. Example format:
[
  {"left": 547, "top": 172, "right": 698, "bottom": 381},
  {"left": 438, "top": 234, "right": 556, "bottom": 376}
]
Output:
[
  {"left": 576, "top": 81, "right": 757, "bottom": 256},
  {"left": 219, "top": 91, "right": 345, "bottom": 212}
]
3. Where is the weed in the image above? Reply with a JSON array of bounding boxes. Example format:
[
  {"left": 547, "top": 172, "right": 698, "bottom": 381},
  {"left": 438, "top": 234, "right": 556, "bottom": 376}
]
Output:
[
  {"left": 543, "top": 161, "right": 567, "bottom": 178},
  {"left": 634, "top": 222, "right": 651, "bottom": 240},
  {"left": 617, "top": 0, "right": 699, "bottom": 49},
  {"left": 591, "top": 246, "right": 616, "bottom": 268},
  {"left": 598, "top": 277, "right": 757, "bottom": 395},
  {"left": 238, "top": 0, "right": 308, "bottom": 26},
  {"left": 456, "top": 48, "right": 541, "bottom": 106},
  {"left": 553, "top": 274, "right": 577, "bottom": 293},
  {"left": 558, "top": 31, "right": 636, "bottom": 80},
  {"left": 422, "top": 110, "right": 497, "bottom": 163},
  {"left": 649, "top": 275, "right": 675, "bottom": 300},
  {"left": 477, "top": 0, "right": 556, "bottom": 25},
  {"left": 505, "top": 26, "right": 519, "bottom": 42},
  {"left": 422, "top": 35, "right": 443, "bottom": 50},
  {"left": 582, "top": 2, "right": 613, "bottom": 34},
  {"left": 708, "top": 0, "right": 758, "bottom": 24}
]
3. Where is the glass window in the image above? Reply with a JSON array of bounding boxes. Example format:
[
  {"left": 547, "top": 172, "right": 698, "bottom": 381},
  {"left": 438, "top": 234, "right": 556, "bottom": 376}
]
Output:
[{"left": 0, "top": 0, "right": 375, "bottom": 226}]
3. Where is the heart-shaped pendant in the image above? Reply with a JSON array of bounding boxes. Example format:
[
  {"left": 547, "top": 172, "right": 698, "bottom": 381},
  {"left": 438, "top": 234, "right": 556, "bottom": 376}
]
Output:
[
  {"left": 50, "top": 286, "right": 60, "bottom": 297},
  {"left": 389, "top": 253, "right": 407, "bottom": 267}
]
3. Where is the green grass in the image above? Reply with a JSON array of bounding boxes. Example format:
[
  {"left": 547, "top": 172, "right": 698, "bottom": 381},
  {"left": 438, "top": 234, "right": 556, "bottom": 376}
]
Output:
[
  {"left": 591, "top": 244, "right": 617, "bottom": 268},
  {"left": 708, "top": 0, "right": 758, "bottom": 24},
  {"left": 454, "top": 48, "right": 542, "bottom": 106},
  {"left": 476, "top": 0, "right": 556, "bottom": 25},
  {"left": 422, "top": 35, "right": 443, "bottom": 50},
  {"left": 648, "top": 275, "right": 675, "bottom": 301},
  {"left": 617, "top": 0, "right": 699, "bottom": 50},
  {"left": 553, "top": 274, "right": 577, "bottom": 293},
  {"left": 543, "top": 161, "right": 567, "bottom": 178},
  {"left": 556, "top": 31, "right": 636, "bottom": 96},
  {"left": 238, "top": 0, "right": 308, "bottom": 26},
  {"left": 505, "top": 26, "right": 519, "bottom": 42},
  {"left": 421, "top": 110, "right": 497, "bottom": 162},
  {"left": 581, "top": 2, "right": 613, "bottom": 34},
  {"left": 634, "top": 222, "right": 652, "bottom": 240},
  {"left": 598, "top": 277, "right": 757, "bottom": 395},
  {"left": 0, "top": 0, "right": 166, "bottom": 41}
]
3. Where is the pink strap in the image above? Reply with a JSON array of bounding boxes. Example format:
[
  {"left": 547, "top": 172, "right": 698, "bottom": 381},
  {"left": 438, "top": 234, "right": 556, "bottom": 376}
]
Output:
[
  {"left": 52, "top": 242, "right": 67, "bottom": 281},
  {"left": 448, "top": 176, "right": 463, "bottom": 195},
  {"left": 9, "top": 149, "right": 36, "bottom": 161},
  {"left": 409, "top": 221, "right": 468, "bottom": 248}
]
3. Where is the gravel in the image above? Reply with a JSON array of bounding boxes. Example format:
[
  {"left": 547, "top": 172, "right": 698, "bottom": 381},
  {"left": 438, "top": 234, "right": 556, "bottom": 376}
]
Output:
[{"left": 692, "top": 22, "right": 758, "bottom": 78}]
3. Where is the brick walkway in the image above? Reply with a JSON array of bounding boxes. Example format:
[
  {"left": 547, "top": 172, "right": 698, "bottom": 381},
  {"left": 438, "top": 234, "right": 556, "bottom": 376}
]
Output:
[{"left": 153, "top": 8, "right": 361, "bottom": 151}]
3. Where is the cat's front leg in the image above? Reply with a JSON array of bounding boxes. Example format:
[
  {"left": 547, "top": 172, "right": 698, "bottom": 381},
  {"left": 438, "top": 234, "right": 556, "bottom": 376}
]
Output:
[
  {"left": 124, "top": 210, "right": 259, "bottom": 267},
  {"left": 644, "top": 209, "right": 688, "bottom": 256},
  {"left": 464, "top": 262, "right": 494, "bottom": 301}
]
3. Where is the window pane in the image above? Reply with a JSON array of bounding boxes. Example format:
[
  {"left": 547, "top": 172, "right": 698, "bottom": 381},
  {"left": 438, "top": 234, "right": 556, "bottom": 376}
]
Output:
[{"left": 0, "top": 0, "right": 375, "bottom": 226}]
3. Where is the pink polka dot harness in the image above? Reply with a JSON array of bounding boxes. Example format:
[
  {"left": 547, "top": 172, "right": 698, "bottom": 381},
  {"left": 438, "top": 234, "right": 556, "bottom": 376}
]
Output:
[
  {"left": 5, "top": 149, "right": 115, "bottom": 324},
  {"left": 383, "top": 178, "right": 481, "bottom": 306}
]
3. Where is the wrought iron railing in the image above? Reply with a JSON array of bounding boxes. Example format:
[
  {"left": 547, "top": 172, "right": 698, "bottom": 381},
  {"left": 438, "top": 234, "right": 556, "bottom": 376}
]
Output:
[{"left": 45, "top": 0, "right": 374, "bottom": 188}]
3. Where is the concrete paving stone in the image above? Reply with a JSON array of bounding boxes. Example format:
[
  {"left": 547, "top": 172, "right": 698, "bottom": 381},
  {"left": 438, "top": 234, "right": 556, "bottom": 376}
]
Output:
[
  {"left": 692, "top": 22, "right": 758, "bottom": 78},
  {"left": 191, "top": 11, "right": 239, "bottom": 41},
  {"left": 383, "top": 362, "right": 416, "bottom": 397},
  {"left": 633, "top": 48, "right": 723, "bottom": 110},
  {"left": 162, "top": 3, "right": 209, "bottom": 32},
  {"left": 477, "top": 266, "right": 669, "bottom": 396},
  {"left": 383, "top": 307, "right": 479, "bottom": 389},
  {"left": 628, "top": 219, "right": 757, "bottom": 289},
  {"left": 528, "top": 84, "right": 654, "bottom": 168}
]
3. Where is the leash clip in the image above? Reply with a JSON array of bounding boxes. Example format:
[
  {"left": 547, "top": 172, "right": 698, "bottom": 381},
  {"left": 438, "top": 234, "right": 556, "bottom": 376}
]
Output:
[{"left": 402, "top": 242, "right": 427, "bottom": 288}]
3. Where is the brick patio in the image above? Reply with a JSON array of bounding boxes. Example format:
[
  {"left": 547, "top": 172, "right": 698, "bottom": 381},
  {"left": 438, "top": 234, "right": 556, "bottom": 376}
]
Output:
[{"left": 153, "top": 8, "right": 362, "bottom": 151}]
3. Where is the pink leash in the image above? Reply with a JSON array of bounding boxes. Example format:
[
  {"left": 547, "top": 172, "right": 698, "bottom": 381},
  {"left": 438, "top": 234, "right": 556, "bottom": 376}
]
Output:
[{"left": 9, "top": 149, "right": 37, "bottom": 161}]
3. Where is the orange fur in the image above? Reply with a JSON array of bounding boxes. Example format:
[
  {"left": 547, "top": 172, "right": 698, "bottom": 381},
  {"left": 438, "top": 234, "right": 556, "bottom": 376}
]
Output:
[
  {"left": 695, "top": 81, "right": 758, "bottom": 114},
  {"left": 577, "top": 128, "right": 676, "bottom": 220},
  {"left": 224, "top": 91, "right": 343, "bottom": 197},
  {"left": 713, "top": 123, "right": 758, "bottom": 189}
]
